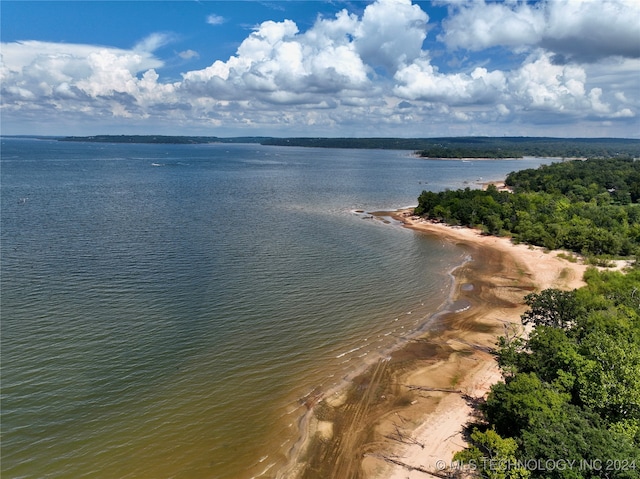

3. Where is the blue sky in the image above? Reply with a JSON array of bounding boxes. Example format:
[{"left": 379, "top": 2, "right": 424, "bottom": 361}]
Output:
[{"left": 2, "top": 0, "right": 639, "bottom": 137}]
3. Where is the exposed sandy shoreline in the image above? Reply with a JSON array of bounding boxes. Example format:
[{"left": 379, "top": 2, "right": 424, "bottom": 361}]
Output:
[
  {"left": 370, "top": 210, "right": 588, "bottom": 479},
  {"left": 283, "top": 208, "right": 589, "bottom": 479}
]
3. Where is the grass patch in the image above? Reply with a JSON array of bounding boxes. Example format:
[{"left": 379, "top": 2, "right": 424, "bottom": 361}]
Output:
[
  {"left": 557, "top": 252, "right": 578, "bottom": 263},
  {"left": 586, "top": 256, "right": 615, "bottom": 267}
]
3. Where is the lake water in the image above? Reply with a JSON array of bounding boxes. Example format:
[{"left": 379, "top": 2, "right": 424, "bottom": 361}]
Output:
[{"left": 0, "top": 139, "right": 551, "bottom": 478}]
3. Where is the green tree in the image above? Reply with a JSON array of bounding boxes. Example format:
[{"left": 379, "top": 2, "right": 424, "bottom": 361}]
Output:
[
  {"left": 454, "top": 428, "right": 530, "bottom": 479},
  {"left": 575, "top": 331, "right": 640, "bottom": 422},
  {"left": 519, "top": 404, "right": 640, "bottom": 479},
  {"left": 483, "top": 373, "right": 570, "bottom": 437},
  {"left": 521, "top": 289, "right": 582, "bottom": 329}
]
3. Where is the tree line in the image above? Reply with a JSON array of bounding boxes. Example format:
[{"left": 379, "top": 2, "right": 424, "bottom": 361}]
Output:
[
  {"left": 56, "top": 135, "right": 640, "bottom": 158},
  {"left": 415, "top": 137, "right": 640, "bottom": 159},
  {"left": 263, "top": 137, "right": 640, "bottom": 158},
  {"left": 58, "top": 135, "right": 267, "bottom": 144},
  {"left": 414, "top": 158, "right": 640, "bottom": 258},
  {"left": 420, "top": 157, "right": 640, "bottom": 478},
  {"left": 453, "top": 266, "right": 640, "bottom": 479}
]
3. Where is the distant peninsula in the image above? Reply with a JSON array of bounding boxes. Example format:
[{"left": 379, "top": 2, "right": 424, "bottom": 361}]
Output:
[
  {"left": 57, "top": 135, "right": 640, "bottom": 159},
  {"left": 58, "top": 135, "right": 267, "bottom": 145}
]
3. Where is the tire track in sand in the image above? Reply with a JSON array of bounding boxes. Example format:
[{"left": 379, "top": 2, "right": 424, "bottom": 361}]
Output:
[{"left": 328, "top": 358, "right": 389, "bottom": 479}]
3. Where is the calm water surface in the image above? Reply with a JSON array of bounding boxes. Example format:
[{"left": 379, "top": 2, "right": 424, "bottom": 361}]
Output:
[{"left": 1, "top": 139, "right": 551, "bottom": 478}]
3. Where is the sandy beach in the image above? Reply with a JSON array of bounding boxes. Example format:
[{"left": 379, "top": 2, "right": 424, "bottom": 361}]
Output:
[
  {"left": 287, "top": 209, "right": 589, "bottom": 479},
  {"left": 368, "top": 210, "right": 588, "bottom": 479}
]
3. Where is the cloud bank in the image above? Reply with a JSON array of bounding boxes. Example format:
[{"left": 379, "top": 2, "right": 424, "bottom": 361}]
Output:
[
  {"left": 1, "top": 0, "right": 638, "bottom": 136},
  {"left": 437, "top": 0, "right": 640, "bottom": 62}
]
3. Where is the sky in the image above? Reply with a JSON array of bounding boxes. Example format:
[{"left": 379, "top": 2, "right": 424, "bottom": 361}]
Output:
[{"left": 1, "top": 0, "right": 639, "bottom": 138}]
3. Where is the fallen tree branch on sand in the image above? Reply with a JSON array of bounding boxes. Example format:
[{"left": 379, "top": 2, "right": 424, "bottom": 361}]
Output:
[
  {"left": 403, "top": 385, "right": 462, "bottom": 394},
  {"left": 366, "top": 453, "right": 454, "bottom": 478},
  {"left": 384, "top": 423, "right": 425, "bottom": 448}
]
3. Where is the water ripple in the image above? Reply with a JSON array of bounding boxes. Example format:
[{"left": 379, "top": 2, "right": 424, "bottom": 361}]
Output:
[{"left": 2, "top": 140, "right": 553, "bottom": 478}]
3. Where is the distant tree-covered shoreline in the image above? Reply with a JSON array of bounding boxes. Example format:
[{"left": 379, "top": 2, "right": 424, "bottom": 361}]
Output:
[
  {"left": 415, "top": 157, "right": 640, "bottom": 258},
  {"left": 55, "top": 135, "right": 640, "bottom": 159},
  {"left": 413, "top": 137, "right": 640, "bottom": 159},
  {"left": 57, "top": 135, "right": 267, "bottom": 145},
  {"left": 260, "top": 136, "right": 640, "bottom": 158}
]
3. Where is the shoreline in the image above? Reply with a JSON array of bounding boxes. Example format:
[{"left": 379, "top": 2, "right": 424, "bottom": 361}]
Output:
[
  {"left": 369, "top": 210, "right": 588, "bottom": 479},
  {"left": 281, "top": 208, "right": 588, "bottom": 479}
]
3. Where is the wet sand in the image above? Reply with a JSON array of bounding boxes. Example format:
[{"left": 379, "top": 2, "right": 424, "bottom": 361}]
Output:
[{"left": 281, "top": 209, "right": 588, "bottom": 479}]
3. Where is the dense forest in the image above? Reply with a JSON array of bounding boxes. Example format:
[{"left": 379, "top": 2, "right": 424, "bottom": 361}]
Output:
[
  {"left": 418, "top": 157, "right": 640, "bottom": 478},
  {"left": 413, "top": 137, "right": 640, "bottom": 159},
  {"left": 55, "top": 135, "right": 640, "bottom": 158},
  {"left": 414, "top": 158, "right": 640, "bottom": 257},
  {"left": 263, "top": 137, "right": 640, "bottom": 158},
  {"left": 453, "top": 266, "right": 640, "bottom": 479}
]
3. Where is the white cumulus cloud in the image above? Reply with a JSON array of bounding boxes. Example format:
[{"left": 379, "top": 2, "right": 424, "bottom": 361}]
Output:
[
  {"left": 0, "top": 40, "right": 174, "bottom": 119},
  {"left": 508, "top": 51, "right": 588, "bottom": 111},
  {"left": 1, "top": 40, "right": 162, "bottom": 74},
  {"left": 393, "top": 48, "right": 636, "bottom": 121},
  {"left": 394, "top": 60, "right": 506, "bottom": 105},
  {"left": 438, "top": 0, "right": 545, "bottom": 52},
  {"left": 353, "top": 0, "right": 429, "bottom": 73},
  {"left": 438, "top": 0, "right": 640, "bottom": 62},
  {"left": 0, "top": 0, "right": 638, "bottom": 136},
  {"left": 181, "top": 15, "right": 371, "bottom": 104}
]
